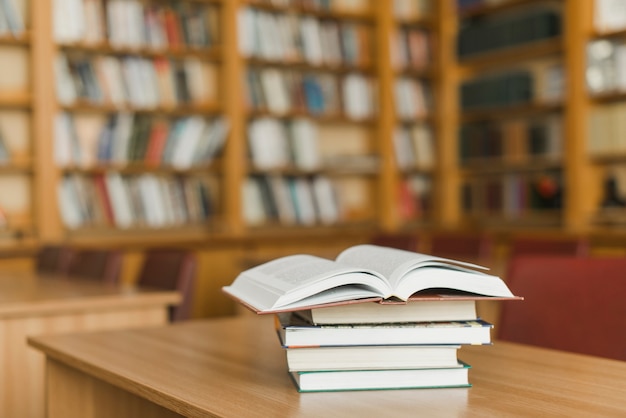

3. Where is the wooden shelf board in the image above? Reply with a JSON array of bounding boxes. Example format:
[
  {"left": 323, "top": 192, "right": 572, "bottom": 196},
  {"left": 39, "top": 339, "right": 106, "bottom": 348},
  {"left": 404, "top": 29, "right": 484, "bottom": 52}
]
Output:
[
  {"left": 245, "top": 57, "right": 374, "bottom": 74},
  {"left": 60, "top": 162, "right": 223, "bottom": 176},
  {"left": 461, "top": 101, "right": 563, "bottom": 122},
  {"left": 58, "top": 42, "right": 222, "bottom": 61},
  {"left": 59, "top": 102, "right": 222, "bottom": 116},
  {"left": 458, "top": 37, "right": 563, "bottom": 74},
  {"left": 458, "top": 0, "right": 549, "bottom": 19}
]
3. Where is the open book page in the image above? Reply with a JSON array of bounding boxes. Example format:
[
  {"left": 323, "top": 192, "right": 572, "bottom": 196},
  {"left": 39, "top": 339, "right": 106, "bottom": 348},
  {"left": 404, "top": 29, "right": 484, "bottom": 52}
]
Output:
[
  {"left": 224, "top": 254, "right": 389, "bottom": 311},
  {"left": 336, "top": 245, "right": 487, "bottom": 290}
]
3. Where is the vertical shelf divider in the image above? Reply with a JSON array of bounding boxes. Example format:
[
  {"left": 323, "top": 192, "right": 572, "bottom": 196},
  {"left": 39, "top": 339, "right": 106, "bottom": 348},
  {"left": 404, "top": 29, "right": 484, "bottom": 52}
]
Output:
[
  {"left": 32, "top": 0, "right": 62, "bottom": 241},
  {"left": 374, "top": 0, "right": 398, "bottom": 232}
]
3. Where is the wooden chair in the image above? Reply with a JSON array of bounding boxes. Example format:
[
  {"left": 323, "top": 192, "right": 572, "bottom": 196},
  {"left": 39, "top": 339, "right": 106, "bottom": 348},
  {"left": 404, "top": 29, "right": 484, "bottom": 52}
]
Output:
[
  {"left": 370, "top": 233, "right": 420, "bottom": 252},
  {"left": 508, "top": 235, "right": 589, "bottom": 257},
  {"left": 429, "top": 231, "right": 494, "bottom": 261},
  {"left": 136, "top": 248, "right": 197, "bottom": 322},
  {"left": 35, "top": 245, "right": 73, "bottom": 275},
  {"left": 498, "top": 255, "right": 626, "bottom": 361},
  {"left": 66, "top": 249, "right": 123, "bottom": 284}
]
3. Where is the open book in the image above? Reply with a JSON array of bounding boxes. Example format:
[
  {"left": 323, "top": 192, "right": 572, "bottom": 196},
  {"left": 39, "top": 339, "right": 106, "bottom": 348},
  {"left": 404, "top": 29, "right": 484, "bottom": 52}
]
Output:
[{"left": 222, "top": 244, "right": 518, "bottom": 314}]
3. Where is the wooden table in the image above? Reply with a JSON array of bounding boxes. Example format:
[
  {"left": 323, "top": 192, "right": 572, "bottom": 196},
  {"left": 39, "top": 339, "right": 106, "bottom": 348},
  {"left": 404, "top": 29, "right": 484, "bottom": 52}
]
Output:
[
  {"left": 29, "top": 313, "right": 626, "bottom": 418},
  {"left": 0, "top": 271, "right": 180, "bottom": 418}
]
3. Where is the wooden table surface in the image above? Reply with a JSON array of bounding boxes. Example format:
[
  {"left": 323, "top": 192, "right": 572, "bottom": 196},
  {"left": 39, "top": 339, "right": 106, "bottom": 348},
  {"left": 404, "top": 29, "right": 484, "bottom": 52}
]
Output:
[
  {"left": 29, "top": 312, "right": 626, "bottom": 418},
  {"left": 0, "top": 271, "right": 181, "bottom": 418}
]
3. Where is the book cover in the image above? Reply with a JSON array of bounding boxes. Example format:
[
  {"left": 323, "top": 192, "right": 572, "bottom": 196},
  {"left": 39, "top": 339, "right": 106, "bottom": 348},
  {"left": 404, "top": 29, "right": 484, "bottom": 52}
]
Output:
[
  {"left": 223, "top": 244, "right": 519, "bottom": 314},
  {"left": 289, "top": 363, "right": 471, "bottom": 392},
  {"left": 284, "top": 344, "right": 461, "bottom": 372},
  {"left": 276, "top": 313, "right": 493, "bottom": 347}
]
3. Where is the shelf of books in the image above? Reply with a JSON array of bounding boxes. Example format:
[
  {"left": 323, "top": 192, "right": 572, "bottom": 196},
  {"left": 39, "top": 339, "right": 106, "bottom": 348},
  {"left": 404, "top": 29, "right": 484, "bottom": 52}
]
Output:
[
  {"left": 238, "top": 0, "right": 382, "bottom": 232},
  {"left": 455, "top": 0, "right": 567, "bottom": 229},
  {"left": 51, "top": 0, "right": 230, "bottom": 242},
  {"left": 585, "top": 0, "right": 626, "bottom": 229},
  {"left": 0, "top": 0, "right": 37, "bottom": 251},
  {"left": 390, "top": 0, "right": 436, "bottom": 227}
]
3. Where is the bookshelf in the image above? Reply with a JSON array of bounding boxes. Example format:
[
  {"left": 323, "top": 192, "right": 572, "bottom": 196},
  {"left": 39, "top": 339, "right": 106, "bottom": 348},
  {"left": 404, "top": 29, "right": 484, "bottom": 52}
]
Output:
[
  {"left": 3, "top": 0, "right": 626, "bottom": 259},
  {"left": 585, "top": 0, "right": 626, "bottom": 229},
  {"left": 388, "top": 0, "right": 437, "bottom": 228},
  {"left": 50, "top": 0, "right": 229, "bottom": 241},
  {"left": 238, "top": 0, "right": 382, "bottom": 231},
  {"left": 455, "top": 0, "right": 569, "bottom": 229},
  {"left": 0, "top": 0, "right": 37, "bottom": 250}
]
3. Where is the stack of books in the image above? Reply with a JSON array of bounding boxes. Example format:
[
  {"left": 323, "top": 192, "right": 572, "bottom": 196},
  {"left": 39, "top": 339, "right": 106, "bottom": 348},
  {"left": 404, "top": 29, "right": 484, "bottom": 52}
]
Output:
[{"left": 223, "top": 244, "right": 520, "bottom": 392}]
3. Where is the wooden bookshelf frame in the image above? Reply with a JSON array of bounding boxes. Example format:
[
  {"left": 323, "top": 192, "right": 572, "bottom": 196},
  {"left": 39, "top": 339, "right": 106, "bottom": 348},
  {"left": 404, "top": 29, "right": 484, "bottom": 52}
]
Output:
[{"left": 1, "top": 0, "right": 625, "bottom": 254}]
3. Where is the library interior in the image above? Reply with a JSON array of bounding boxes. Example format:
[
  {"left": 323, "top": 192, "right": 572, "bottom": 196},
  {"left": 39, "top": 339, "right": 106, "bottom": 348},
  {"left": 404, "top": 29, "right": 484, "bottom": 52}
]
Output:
[{"left": 2, "top": 0, "right": 626, "bottom": 416}]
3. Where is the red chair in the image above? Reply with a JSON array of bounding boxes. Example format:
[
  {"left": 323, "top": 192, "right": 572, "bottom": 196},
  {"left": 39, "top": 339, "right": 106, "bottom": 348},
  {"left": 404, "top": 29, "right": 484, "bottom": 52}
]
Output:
[
  {"left": 136, "top": 248, "right": 197, "bottom": 322},
  {"left": 498, "top": 255, "right": 626, "bottom": 361},
  {"left": 370, "top": 233, "right": 420, "bottom": 252},
  {"left": 35, "top": 245, "right": 73, "bottom": 275},
  {"left": 429, "top": 231, "right": 494, "bottom": 261},
  {"left": 66, "top": 249, "right": 123, "bottom": 285},
  {"left": 508, "top": 235, "right": 589, "bottom": 257}
]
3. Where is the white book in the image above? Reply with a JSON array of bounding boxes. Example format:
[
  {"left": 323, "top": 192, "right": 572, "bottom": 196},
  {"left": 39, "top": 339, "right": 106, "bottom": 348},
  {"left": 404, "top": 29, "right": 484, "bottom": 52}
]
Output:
[
  {"left": 237, "top": 8, "right": 256, "bottom": 57},
  {"left": 195, "top": 117, "right": 229, "bottom": 164},
  {"left": 300, "top": 17, "right": 324, "bottom": 65},
  {"left": 183, "top": 58, "right": 208, "bottom": 104},
  {"left": 157, "top": 176, "right": 176, "bottom": 225},
  {"left": 83, "top": 0, "right": 105, "bottom": 44},
  {"left": 141, "top": 59, "right": 160, "bottom": 108},
  {"left": 289, "top": 118, "right": 321, "bottom": 171},
  {"left": 411, "top": 124, "right": 435, "bottom": 169},
  {"left": 110, "top": 112, "right": 134, "bottom": 164},
  {"left": 285, "top": 344, "right": 461, "bottom": 372},
  {"left": 2, "top": 0, "right": 24, "bottom": 35},
  {"left": 242, "top": 177, "right": 267, "bottom": 226},
  {"left": 106, "top": 0, "right": 125, "bottom": 47},
  {"left": 57, "top": 176, "right": 83, "bottom": 229},
  {"left": 291, "top": 177, "right": 317, "bottom": 226},
  {"left": 137, "top": 175, "right": 166, "bottom": 227},
  {"left": 260, "top": 69, "right": 290, "bottom": 114},
  {"left": 268, "top": 175, "right": 297, "bottom": 225},
  {"left": 312, "top": 176, "right": 340, "bottom": 225},
  {"left": 343, "top": 74, "right": 372, "bottom": 120},
  {"left": 595, "top": 0, "right": 626, "bottom": 32},
  {"left": 224, "top": 243, "right": 514, "bottom": 314},
  {"left": 53, "top": 0, "right": 83, "bottom": 42},
  {"left": 73, "top": 113, "right": 107, "bottom": 168},
  {"left": 54, "top": 112, "right": 76, "bottom": 167},
  {"left": 55, "top": 54, "right": 78, "bottom": 105},
  {"left": 0, "top": 4, "right": 9, "bottom": 35},
  {"left": 95, "top": 56, "right": 126, "bottom": 105},
  {"left": 104, "top": 172, "right": 134, "bottom": 228},
  {"left": 248, "top": 118, "right": 290, "bottom": 170},
  {"left": 393, "top": 127, "right": 415, "bottom": 170},
  {"left": 127, "top": 0, "right": 145, "bottom": 48},
  {"left": 170, "top": 116, "right": 206, "bottom": 169}
]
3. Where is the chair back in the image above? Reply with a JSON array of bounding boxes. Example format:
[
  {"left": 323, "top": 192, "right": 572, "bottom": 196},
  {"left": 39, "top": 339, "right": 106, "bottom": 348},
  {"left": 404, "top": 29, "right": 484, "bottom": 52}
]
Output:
[
  {"left": 429, "top": 231, "right": 493, "bottom": 261},
  {"left": 66, "top": 249, "right": 123, "bottom": 284},
  {"left": 498, "top": 255, "right": 626, "bottom": 361},
  {"left": 35, "top": 245, "right": 73, "bottom": 275},
  {"left": 370, "top": 233, "right": 420, "bottom": 252},
  {"left": 508, "top": 235, "right": 589, "bottom": 257},
  {"left": 137, "top": 249, "right": 197, "bottom": 321}
]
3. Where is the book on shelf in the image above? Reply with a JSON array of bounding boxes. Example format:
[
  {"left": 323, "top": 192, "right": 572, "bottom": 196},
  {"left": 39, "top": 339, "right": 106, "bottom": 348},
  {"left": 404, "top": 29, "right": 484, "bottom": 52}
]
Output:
[
  {"left": 276, "top": 312, "right": 493, "bottom": 347},
  {"left": 284, "top": 344, "right": 461, "bottom": 372},
  {"left": 594, "top": 0, "right": 626, "bottom": 33},
  {"left": 0, "top": 124, "right": 9, "bottom": 163},
  {"left": 223, "top": 244, "right": 518, "bottom": 314},
  {"left": 289, "top": 363, "right": 471, "bottom": 392},
  {"left": 0, "top": 0, "right": 24, "bottom": 36}
]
